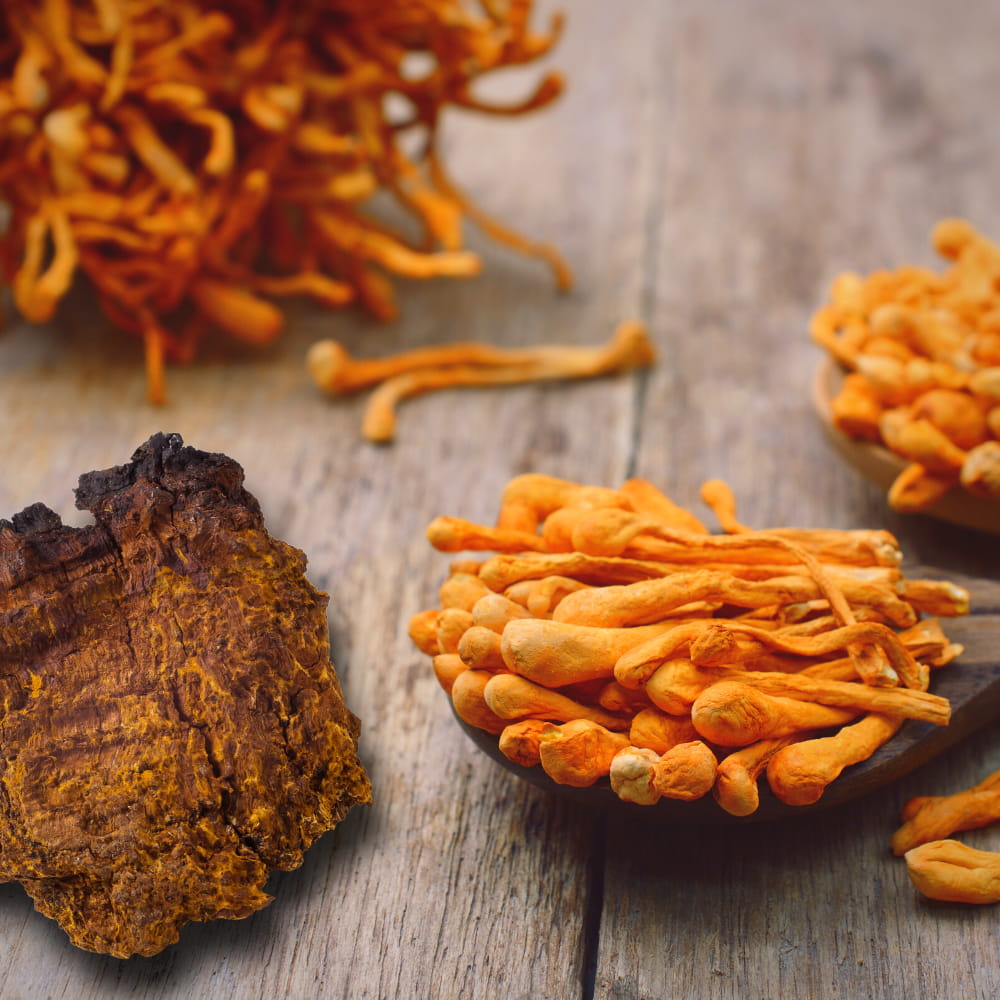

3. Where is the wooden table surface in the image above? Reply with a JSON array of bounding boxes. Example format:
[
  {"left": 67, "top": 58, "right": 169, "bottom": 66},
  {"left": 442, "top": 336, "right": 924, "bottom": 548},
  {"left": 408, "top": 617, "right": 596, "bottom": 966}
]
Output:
[{"left": 2, "top": 1, "right": 999, "bottom": 997}]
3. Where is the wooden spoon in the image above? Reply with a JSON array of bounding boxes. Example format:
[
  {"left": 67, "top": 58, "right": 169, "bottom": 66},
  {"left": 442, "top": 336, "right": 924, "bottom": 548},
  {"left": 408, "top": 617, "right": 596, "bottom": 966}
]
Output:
[
  {"left": 452, "top": 570, "right": 1000, "bottom": 823},
  {"left": 811, "top": 357, "right": 1000, "bottom": 535}
]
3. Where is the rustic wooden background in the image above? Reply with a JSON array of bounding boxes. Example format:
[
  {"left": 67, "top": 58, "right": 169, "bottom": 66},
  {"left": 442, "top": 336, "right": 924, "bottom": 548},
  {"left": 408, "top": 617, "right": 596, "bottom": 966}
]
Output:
[{"left": 2, "top": 1, "right": 999, "bottom": 998}]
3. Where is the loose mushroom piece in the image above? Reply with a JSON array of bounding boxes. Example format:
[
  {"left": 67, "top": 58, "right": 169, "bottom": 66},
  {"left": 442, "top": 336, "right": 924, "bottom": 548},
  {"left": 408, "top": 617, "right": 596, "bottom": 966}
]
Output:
[
  {"left": 891, "top": 767, "right": 1000, "bottom": 905},
  {"left": 438, "top": 571, "right": 493, "bottom": 612},
  {"left": 891, "top": 768, "right": 1000, "bottom": 856},
  {"left": 354, "top": 321, "right": 656, "bottom": 444},
  {"left": 910, "top": 388, "right": 989, "bottom": 450},
  {"left": 904, "top": 841, "right": 1000, "bottom": 905},
  {"left": 887, "top": 463, "right": 957, "bottom": 513},
  {"left": 408, "top": 608, "right": 442, "bottom": 656},
  {"left": 470, "top": 593, "right": 535, "bottom": 632},
  {"left": 436, "top": 607, "right": 474, "bottom": 654},
  {"left": 609, "top": 746, "right": 663, "bottom": 804},
  {"left": 831, "top": 373, "right": 884, "bottom": 441}
]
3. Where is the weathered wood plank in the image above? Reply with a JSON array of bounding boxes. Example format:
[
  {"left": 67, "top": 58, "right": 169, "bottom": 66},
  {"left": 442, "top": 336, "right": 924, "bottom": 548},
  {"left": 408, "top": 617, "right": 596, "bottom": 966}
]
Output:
[
  {"left": 598, "top": 1, "right": 1000, "bottom": 997},
  {"left": 0, "top": 2, "right": 649, "bottom": 997}
]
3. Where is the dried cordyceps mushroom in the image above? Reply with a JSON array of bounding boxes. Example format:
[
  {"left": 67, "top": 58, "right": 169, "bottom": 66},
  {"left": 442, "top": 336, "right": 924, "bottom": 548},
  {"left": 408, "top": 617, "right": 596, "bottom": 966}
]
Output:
[
  {"left": 409, "top": 473, "right": 969, "bottom": 812},
  {"left": 812, "top": 218, "right": 1000, "bottom": 512},
  {"left": 891, "top": 767, "right": 1000, "bottom": 904},
  {"left": 0, "top": 433, "right": 371, "bottom": 957},
  {"left": 307, "top": 319, "right": 656, "bottom": 443},
  {"left": 892, "top": 766, "right": 1000, "bottom": 855},
  {"left": 902, "top": 840, "right": 1000, "bottom": 905},
  {"left": 0, "top": 0, "right": 568, "bottom": 403}
]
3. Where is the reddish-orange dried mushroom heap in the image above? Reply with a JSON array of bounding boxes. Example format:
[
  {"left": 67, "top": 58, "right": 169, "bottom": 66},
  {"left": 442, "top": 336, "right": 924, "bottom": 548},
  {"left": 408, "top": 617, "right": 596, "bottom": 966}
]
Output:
[
  {"left": 0, "top": 433, "right": 371, "bottom": 957},
  {"left": 811, "top": 218, "right": 1000, "bottom": 512},
  {"left": 409, "top": 473, "right": 968, "bottom": 813},
  {"left": 0, "top": 0, "right": 568, "bottom": 402}
]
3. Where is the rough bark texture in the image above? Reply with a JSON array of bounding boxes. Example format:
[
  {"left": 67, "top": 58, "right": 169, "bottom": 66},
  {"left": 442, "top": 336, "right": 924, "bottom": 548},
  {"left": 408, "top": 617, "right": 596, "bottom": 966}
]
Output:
[{"left": 0, "top": 433, "right": 371, "bottom": 958}]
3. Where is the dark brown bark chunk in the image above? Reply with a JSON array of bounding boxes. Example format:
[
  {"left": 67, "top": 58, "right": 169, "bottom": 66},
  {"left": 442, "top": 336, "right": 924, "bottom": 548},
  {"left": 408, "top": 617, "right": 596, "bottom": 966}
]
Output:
[{"left": 0, "top": 433, "right": 371, "bottom": 957}]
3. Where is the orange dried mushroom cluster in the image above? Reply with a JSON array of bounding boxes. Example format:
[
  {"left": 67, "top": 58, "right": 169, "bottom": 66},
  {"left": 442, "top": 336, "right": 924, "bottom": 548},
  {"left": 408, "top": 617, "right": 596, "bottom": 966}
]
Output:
[
  {"left": 409, "top": 474, "right": 968, "bottom": 814},
  {"left": 891, "top": 767, "right": 1000, "bottom": 905},
  {"left": 0, "top": 0, "right": 568, "bottom": 403},
  {"left": 812, "top": 219, "right": 1000, "bottom": 511}
]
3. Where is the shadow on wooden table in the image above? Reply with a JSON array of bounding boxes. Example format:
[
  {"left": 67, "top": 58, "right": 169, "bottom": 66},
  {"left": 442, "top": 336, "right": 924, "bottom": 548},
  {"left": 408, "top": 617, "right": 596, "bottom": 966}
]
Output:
[
  {"left": 593, "top": 720, "right": 1000, "bottom": 902},
  {"left": 0, "top": 804, "right": 372, "bottom": 987}
]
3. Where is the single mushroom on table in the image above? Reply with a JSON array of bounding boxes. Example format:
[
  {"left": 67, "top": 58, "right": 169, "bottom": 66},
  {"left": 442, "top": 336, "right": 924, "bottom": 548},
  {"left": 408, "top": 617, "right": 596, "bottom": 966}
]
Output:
[{"left": 308, "top": 320, "right": 656, "bottom": 444}]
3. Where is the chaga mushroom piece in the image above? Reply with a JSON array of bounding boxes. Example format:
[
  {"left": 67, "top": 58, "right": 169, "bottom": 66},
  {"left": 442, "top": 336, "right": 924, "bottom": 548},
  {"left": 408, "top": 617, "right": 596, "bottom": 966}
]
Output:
[{"left": 0, "top": 433, "right": 372, "bottom": 958}]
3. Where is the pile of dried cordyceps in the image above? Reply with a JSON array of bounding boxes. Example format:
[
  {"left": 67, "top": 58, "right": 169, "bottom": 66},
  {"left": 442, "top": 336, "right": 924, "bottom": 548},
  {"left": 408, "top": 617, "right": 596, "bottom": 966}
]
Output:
[
  {"left": 0, "top": 0, "right": 568, "bottom": 402},
  {"left": 409, "top": 474, "right": 968, "bottom": 815},
  {"left": 812, "top": 218, "right": 1000, "bottom": 510}
]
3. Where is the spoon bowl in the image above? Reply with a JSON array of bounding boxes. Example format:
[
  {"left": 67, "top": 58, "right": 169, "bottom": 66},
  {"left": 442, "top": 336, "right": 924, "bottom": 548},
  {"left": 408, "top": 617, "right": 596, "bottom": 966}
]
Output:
[
  {"left": 453, "top": 569, "right": 1000, "bottom": 823},
  {"left": 812, "top": 358, "right": 1000, "bottom": 535}
]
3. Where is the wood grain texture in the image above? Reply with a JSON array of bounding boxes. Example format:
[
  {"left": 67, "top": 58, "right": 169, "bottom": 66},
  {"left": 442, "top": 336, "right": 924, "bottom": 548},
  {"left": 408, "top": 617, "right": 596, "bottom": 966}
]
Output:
[
  {"left": 598, "top": 2, "right": 1000, "bottom": 998},
  {"left": 1, "top": 1, "right": 999, "bottom": 998}
]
